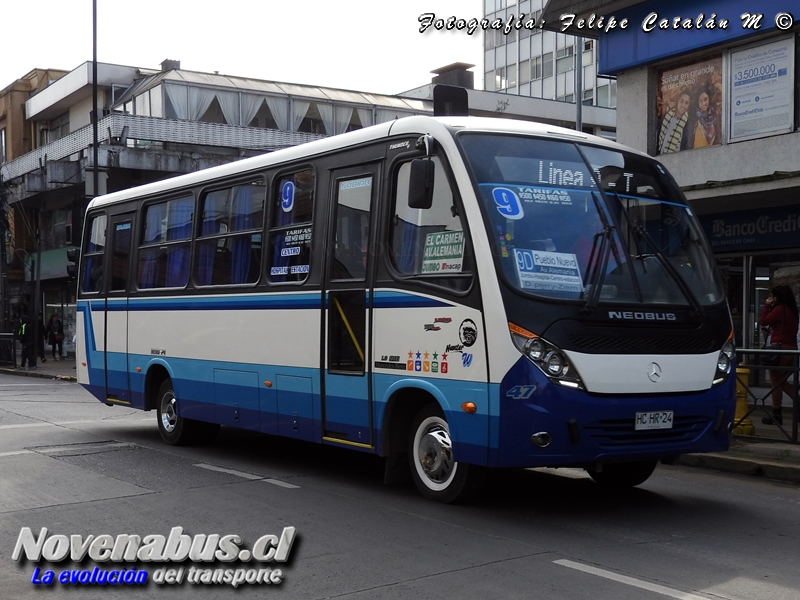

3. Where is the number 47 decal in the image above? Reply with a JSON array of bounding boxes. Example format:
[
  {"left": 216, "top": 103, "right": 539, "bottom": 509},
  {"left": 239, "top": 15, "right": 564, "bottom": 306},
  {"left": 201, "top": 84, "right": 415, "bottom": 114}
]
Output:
[{"left": 506, "top": 385, "right": 537, "bottom": 399}]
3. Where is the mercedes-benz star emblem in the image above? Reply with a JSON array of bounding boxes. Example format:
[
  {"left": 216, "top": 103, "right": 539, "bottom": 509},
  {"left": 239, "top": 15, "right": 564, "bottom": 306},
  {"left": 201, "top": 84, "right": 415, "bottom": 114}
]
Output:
[{"left": 647, "top": 362, "right": 662, "bottom": 383}]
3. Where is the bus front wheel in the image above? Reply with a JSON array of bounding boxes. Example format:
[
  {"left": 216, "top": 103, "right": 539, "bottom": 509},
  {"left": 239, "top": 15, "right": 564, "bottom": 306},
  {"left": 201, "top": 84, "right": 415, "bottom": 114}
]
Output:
[
  {"left": 586, "top": 459, "right": 657, "bottom": 488},
  {"left": 408, "top": 405, "right": 483, "bottom": 503},
  {"left": 155, "top": 379, "right": 218, "bottom": 446}
]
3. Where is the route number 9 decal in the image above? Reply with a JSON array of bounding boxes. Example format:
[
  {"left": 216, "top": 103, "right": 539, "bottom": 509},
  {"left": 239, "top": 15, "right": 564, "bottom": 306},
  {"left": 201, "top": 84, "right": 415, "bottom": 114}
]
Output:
[
  {"left": 492, "top": 187, "right": 524, "bottom": 220},
  {"left": 281, "top": 181, "right": 295, "bottom": 213}
]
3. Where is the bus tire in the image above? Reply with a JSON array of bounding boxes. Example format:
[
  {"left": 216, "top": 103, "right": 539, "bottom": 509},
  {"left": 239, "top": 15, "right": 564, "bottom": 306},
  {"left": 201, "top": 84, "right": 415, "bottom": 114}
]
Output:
[
  {"left": 586, "top": 459, "right": 657, "bottom": 488},
  {"left": 155, "top": 379, "right": 219, "bottom": 446},
  {"left": 408, "top": 404, "right": 483, "bottom": 503}
]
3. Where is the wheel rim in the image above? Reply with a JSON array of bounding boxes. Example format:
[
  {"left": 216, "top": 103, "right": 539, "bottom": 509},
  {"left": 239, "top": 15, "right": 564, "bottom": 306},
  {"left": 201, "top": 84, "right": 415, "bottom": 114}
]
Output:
[
  {"left": 160, "top": 391, "right": 178, "bottom": 433},
  {"left": 413, "top": 416, "right": 457, "bottom": 491}
]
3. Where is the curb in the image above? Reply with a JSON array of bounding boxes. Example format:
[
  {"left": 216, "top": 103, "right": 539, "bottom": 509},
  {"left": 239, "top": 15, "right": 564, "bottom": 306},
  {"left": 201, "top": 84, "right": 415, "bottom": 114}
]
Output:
[
  {"left": 678, "top": 453, "right": 800, "bottom": 484},
  {"left": 0, "top": 367, "right": 77, "bottom": 382}
]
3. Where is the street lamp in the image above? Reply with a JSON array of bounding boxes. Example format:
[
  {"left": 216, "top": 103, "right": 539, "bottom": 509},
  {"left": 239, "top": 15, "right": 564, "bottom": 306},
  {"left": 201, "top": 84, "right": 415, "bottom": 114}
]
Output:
[{"left": 92, "top": 0, "right": 99, "bottom": 200}]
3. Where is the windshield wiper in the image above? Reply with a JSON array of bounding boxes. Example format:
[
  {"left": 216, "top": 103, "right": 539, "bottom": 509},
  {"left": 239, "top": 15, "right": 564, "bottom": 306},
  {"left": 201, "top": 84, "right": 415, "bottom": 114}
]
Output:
[
  {"left": 581, "top": 191, "right": 629, "bottom": 313},
  {"left": 630, "top": 221, "right": 704, "bottom": 316},
  {"left": 581, "top": 225, "right": 614, "bottom": 314}
]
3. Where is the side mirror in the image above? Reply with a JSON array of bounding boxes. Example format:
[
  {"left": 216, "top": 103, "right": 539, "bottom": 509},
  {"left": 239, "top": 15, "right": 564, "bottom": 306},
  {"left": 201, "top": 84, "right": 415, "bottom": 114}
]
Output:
[{"left": 408, "top": 159, "right": 434, "bottom": 210}]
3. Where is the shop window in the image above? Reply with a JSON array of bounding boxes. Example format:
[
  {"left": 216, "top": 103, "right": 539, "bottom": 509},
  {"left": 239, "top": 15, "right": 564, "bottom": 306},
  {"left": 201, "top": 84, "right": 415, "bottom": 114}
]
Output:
[
  {"left": 297, "top": 103, "right": 327, "bottom": 135},
  {"left": 198, "top": 97, "right": 227, "bottom": 124},
  {"left": 556, "top": 46, "right": 575, "bottom": 74},
  {"left": 543, "top": 52, "right": 554, "bottom": 78},
  {"left": 520, "top": 60, "right": 531, "bottom": 84},
  {"left": 495, "top": 66, "right": 508, "bottom": 90},
  {"left": 485, "top": 70, "right": 496, "bottom": 92},
  {"left": 47, "top": 112, "right": 70, "bottom": 143},
  {"left": 248, "top": 102, "right": 279, "bottom": 129}
]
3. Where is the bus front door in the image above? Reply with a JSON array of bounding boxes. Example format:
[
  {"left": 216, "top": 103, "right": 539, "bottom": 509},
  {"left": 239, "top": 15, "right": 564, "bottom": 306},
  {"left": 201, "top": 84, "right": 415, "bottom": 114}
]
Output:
[
  {"left": 323, "top": 166, "right": 378, "bottom": 447},
  {"left": 104, "top": 214, "right": 133, "bottom": 404}
]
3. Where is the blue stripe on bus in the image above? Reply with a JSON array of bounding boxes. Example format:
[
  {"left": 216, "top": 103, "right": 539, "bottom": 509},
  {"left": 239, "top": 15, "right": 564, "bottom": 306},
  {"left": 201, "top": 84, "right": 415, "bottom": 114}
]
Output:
[
  {"left": 85, "top": 290, "right": 450, "bottom": 312},
  {"left": 96, "top": 293, "right": 322, "bottom": 312},
  {"left": 372, "top": 290, "right": 453, "bottom": 309}
]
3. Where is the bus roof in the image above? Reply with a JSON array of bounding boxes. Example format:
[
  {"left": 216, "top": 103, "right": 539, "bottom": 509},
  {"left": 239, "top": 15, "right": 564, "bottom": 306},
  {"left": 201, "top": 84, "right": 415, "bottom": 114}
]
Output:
[{"left": 86, "top": 115, "right": 633, "bottom": 210}]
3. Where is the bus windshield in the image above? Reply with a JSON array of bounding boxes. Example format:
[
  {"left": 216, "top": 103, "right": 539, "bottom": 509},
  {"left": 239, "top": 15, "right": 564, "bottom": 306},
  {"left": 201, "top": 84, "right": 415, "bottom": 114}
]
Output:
[{"left": 458, "top": 133, "right": 724, "bottom": 307}]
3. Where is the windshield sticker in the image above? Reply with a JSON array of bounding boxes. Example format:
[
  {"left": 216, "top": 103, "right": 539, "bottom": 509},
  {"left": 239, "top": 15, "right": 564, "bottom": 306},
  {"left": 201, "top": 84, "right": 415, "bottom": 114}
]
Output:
[
  {"left": 422, "top": 230, "right": 464, "bottom": 273},
  {"left": 281, "top": 181, "right": 295, "bottom": 212},
  {"left": 514, "top": 249, "right": 584, "bottom": 293},
  {"left": 492, "top": 188, "right": 524, "bottom": 220},
  {"left": 283, "top": 227, "right": 312, "bottom": 246},
  {"left": 519, "top": 187, "right": 574, "bottom": 205}
]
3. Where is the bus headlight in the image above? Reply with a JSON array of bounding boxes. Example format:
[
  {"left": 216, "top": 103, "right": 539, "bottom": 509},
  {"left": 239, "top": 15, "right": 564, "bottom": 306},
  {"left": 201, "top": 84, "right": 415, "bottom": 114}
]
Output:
[
  {"left": 523, "top": 338, "right": 547, "bottom": 361},
  {"left": 545, "top": 351, "right": 567, "bottom": 376},
  {"left": 510, "top": 322, "right": 584, "bottom": 390},
  {"left": 714, "top": 340, "right": 735, "bottom": 382}
]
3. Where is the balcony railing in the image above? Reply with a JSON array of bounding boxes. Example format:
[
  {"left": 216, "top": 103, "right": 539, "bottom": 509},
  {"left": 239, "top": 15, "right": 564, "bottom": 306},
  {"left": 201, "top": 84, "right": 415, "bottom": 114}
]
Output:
[{"left": 1, "top": 113, "right": 326, "bottom": 183}]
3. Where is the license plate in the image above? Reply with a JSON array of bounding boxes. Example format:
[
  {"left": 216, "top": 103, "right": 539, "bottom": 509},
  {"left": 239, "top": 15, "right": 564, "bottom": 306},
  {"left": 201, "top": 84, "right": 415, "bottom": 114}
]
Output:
[{"left": 635, "top": 411, "right": 674, "bottom": 430}]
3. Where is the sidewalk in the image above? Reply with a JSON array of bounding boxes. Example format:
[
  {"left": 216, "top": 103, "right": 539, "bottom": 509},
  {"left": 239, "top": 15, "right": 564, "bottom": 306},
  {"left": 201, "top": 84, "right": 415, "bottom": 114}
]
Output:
[
  {"left": 0, "top": 354, "right": 77, "bottom": 381},
  {"left": 0, "top": 358, "right": 797, "bottom": 484}
]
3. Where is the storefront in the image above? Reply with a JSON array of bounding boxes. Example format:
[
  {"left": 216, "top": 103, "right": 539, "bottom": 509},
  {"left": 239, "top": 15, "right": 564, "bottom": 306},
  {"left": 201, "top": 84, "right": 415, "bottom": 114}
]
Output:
[
  {"left": 24, "top": 248, "right": 77, "bottom": 357},
  {"left": 700, "top": 204, "right": 800, "bottom": 350}
]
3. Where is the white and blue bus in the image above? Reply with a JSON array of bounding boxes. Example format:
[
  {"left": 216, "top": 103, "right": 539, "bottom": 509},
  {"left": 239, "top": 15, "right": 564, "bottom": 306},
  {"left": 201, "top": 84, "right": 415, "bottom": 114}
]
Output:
[{"left": 74, "top": 116, "right": 736, "bottom": 502}]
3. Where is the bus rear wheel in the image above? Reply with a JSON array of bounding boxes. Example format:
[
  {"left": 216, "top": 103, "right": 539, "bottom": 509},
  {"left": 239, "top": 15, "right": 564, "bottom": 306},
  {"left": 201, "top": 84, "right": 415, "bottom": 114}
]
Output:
[
  {"left": 586, "top": 459, "right": 657, "bottom": 488},
  {"left": 156, "top": 379, "right": 218, "bottom": 446},
  {"left": 408, "top": 405, "right": 483, "bottom": 503}
]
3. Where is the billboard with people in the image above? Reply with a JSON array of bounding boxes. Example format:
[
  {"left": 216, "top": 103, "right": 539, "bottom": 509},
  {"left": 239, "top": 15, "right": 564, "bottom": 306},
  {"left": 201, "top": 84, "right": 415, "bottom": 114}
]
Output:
[{"left": 656, "top": 56, "right": 723, "bottom": 154}]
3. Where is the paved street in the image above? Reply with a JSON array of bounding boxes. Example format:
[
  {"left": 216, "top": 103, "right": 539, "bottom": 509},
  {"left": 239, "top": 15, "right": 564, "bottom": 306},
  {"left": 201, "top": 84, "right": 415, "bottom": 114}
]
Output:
[{"left": 1, "top": 374, "right": 799, "bottom": 599}]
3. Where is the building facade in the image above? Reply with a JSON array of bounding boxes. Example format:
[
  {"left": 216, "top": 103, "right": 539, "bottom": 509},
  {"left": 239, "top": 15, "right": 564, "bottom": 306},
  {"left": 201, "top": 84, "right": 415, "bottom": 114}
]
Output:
[
  {"left": 483, "top": 0, "right": 618, "bottom": 129},
  {"left": 0, "top": 60, "right": 433, "bottom": 351},
  {"left": 544, "top": 0, "right": 800, "bottom": 349},
  {"left": 0, "top": 58, "right": 615, "bottom": 356}
]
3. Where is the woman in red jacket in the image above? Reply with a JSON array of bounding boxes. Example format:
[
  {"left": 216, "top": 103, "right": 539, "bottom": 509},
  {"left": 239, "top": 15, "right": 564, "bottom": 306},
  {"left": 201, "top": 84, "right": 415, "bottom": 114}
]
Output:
[{"left": 759, "top": 285, "right": 799, "bottom": 425}]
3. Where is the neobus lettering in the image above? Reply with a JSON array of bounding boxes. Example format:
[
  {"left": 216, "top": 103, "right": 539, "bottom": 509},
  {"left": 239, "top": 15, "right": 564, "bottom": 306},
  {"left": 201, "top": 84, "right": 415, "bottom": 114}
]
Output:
[{"left": 608, "top": 311, "right": 677, "bottom": 321}]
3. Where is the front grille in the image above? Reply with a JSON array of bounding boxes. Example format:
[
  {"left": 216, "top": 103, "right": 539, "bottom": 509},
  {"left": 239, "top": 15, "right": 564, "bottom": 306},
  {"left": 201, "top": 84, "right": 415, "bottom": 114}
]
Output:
[
  {"left": 584, "top": 415, "right": 708, "bottom": 448},
  {"left": 569, "top": 335, "right": 715, "bottom": 354}
]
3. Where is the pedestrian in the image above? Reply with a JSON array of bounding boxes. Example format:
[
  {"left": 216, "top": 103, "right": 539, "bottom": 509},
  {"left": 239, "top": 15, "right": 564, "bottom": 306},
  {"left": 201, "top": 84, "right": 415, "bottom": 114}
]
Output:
[
  {"left": 37, "top": 311, "right": 47, "bottom": 363},
  {"left": 17, "top": 314, "right": 36, "bottom": 370},
  {"left": 759, "top": 285, "right": 799, "bottom": 425},
  {"left": 45, "top": 313, "right": 65, "bottom": 361}
]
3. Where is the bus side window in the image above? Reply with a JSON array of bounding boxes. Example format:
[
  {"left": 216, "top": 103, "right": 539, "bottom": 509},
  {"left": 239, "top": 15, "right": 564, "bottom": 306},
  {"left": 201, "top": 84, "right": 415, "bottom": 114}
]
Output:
[
  {"left": 267, "top": 169, "right": 314, "bottom": 284},
  {"left": 195, "top": 180, "right": 265, "bottom": 286},
  {"left": 136, "top": 196, "right": 194, "bottom": 289},
  {"left": 390, "top": 157, "right": 471, "bottom": 290},
  {"left": 110, "top": 221, "right": 132, "bottom": 292},
  {"left": 80, "top": 214, "right": 107, "bottom": 294}
]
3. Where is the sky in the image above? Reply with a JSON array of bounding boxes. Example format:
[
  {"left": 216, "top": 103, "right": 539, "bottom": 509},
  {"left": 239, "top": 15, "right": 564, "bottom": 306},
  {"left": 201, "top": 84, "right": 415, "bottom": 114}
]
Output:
[{"left": 2, "top": 0, "right": 485, "bottom": 96}]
